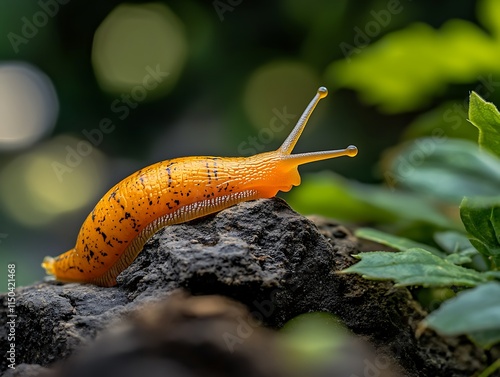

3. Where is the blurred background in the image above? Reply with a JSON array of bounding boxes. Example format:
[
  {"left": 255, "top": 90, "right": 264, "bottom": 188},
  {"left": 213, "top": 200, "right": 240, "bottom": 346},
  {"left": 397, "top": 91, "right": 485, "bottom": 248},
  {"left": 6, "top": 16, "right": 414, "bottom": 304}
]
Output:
[{"left": 0, "top": 0, "right": 498, "bottom": 289}]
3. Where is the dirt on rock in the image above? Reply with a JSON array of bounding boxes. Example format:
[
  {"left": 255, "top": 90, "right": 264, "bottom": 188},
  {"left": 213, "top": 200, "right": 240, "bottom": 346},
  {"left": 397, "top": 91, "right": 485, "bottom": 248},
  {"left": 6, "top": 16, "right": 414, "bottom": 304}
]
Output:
[{"left": 0, "top": 198, "right": 495, "bottom": 376}]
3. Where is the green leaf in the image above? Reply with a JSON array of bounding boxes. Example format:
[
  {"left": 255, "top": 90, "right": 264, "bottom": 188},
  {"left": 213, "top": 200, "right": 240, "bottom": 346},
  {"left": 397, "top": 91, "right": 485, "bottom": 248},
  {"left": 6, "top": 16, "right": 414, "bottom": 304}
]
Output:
[
  {"left": 383, "top": 139, "right": 500, "bottom": 203},
  {"left": 433, "top": 231, "right": 476, "bottom": 254},
  {"left": 460, "top": 196, "right": 500, "bottom": 266},
  {"left": 341, "top": 248, "right": 489, "bottom": 287},
  {"left": 468, "top": 91, "right": 500, "bottom": 158},
  {"left": 402, "top": 101, "right": 479, "bottom": 142},
  {"left": 355, "top": 227, "right": 445, "bottom": 258},
  {"left": 484, "top": 270, "right": 500, "bottom": 279},
  {"left": 327, "top": 16, "right": 500, "bottom": 113},
  {"left": 478, "top": 0, "right": 500, "bottom": 42},
  {"left": 434, "top": 231, "right": 478, "bottom": 265},
  {"left": 469, "top": 330, "right": 500, "bottom": 350},
  {"left": 444, "top": 254, "right": 472, "bottom": 265},
  {"left": 424, "top": 282, "right": 500, "bottom": 348}
]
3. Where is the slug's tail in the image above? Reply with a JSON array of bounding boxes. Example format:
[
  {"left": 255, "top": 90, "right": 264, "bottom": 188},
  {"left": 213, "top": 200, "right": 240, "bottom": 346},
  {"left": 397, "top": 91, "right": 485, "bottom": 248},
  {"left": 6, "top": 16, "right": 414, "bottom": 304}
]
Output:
[{"left": 42, "top": 256, "right": 56, "bottom": 276}]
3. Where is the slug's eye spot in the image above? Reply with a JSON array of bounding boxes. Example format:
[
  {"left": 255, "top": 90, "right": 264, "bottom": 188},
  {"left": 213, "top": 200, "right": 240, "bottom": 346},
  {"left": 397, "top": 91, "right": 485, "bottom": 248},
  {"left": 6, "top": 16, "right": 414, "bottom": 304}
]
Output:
[
  {"left": 317, "top": 87, "right": 328, "bottom": 99},
  {"left": 346, "top": 145, "right": 358, "bottom": 157}
]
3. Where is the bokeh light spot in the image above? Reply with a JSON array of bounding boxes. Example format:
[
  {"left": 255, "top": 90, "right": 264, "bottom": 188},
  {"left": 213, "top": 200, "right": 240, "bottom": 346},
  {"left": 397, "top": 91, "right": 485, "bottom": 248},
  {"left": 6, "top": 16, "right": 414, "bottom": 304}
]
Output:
[
  {"left": 92, "top": 3, "right": 187, "bottom": 98},
  {"left": 0, "top": 135, "right": 106, "bottom": 227},
  {"left": 243, "top": 61, "right": 320, "bottom": 133},
  {"left": 280, "top": 312, "right": 349, "bottom": 368},
  {"left": 0, "top": 62, "right": 59, "bottom": 151}
]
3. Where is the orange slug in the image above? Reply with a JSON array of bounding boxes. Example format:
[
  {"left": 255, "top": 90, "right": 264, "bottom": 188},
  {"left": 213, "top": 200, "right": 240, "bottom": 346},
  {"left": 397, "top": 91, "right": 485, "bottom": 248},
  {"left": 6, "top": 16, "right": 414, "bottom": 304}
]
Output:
[{"left": 42, "top": 87, "right": 358, "bottom": 287}]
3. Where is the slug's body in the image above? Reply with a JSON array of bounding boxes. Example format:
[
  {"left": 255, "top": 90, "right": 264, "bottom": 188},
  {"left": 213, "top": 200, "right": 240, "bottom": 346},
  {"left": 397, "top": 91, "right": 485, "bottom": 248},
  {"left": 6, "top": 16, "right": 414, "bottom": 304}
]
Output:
[{"left": 43, "top": 87, "right": 357, "bottom": 286}]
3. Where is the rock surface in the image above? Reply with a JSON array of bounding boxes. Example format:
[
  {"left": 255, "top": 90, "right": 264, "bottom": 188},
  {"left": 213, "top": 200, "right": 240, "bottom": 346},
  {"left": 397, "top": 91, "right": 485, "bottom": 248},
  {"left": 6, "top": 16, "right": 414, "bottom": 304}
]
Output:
[{"left": 0, "top": 198, "right": 492, "bottom": 376}]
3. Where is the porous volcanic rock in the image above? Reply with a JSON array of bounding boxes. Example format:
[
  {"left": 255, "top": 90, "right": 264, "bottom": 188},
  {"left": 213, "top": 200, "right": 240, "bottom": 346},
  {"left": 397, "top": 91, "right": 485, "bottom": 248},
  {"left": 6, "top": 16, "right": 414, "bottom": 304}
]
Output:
[{"left": 0, "top": 198, "right": 491, "bottom": 376}]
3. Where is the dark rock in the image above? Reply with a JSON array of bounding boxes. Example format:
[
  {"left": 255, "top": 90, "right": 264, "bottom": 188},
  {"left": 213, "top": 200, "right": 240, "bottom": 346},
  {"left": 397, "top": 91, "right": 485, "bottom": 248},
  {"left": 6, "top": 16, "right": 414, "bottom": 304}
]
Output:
[
  {"left": 22, "top": 292, "right": 402, "bottom": 377},
  {"left": 2, "top": 363, "right": 52, "bottom": 377},
  {"left": 51, "top": 292, "right": 288, "bottom": 377},
  {"left": 0, "top": 198, "right": 492, "bottom": 376}
]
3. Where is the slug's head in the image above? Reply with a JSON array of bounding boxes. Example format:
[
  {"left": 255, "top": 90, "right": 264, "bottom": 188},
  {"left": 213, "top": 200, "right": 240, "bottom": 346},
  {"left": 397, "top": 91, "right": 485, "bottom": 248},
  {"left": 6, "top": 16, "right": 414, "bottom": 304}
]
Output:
[{"left": 266, "top": 87, "right": 357, "bottom": 194}]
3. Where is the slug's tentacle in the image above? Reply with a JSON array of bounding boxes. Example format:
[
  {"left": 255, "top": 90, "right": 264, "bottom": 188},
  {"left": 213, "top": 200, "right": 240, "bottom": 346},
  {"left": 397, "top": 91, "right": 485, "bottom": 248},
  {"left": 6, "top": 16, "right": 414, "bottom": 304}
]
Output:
[
  {"left": 283, "top": 145, "right": 358, "bottom": 167},
  {"left": 277, "top": 86, "right": 357, "bottom": 169},
  {"left": 279, "top": 87, "right": 328, "bottom": 155},
  {"left": 42, "top": 86, "right": 358, "bottom": 287}
]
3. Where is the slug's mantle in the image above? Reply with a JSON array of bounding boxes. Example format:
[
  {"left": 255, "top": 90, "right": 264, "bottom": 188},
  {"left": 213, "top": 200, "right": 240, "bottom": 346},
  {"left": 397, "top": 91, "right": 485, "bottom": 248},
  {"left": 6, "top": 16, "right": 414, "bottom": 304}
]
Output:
[{"left": 0, "top": 198, "right": 489, "bottom": 377}]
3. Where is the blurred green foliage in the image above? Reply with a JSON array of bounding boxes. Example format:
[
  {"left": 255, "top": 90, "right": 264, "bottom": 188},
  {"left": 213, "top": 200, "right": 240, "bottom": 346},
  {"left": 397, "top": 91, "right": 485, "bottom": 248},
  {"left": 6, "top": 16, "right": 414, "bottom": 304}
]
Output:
[
  {"left": 328, "top": 0, "right": 500, "bottom": 112},
  {"left": 0, "top": 0, "right": 496, "bottom": 291},
  {"left": 424, "top": 282, "right": 500, "bottom": 349},
  {"left": 279, "top": 312, "right": 350, "bottom": 371},
  {"left": 343, "top": 93, "right": 500, "bottom": 352}
]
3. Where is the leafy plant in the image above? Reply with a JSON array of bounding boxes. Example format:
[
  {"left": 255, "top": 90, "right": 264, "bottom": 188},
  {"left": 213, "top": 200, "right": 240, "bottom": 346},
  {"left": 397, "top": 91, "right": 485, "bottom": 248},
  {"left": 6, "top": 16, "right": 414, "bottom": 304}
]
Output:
[
  {"left": 327, "top": 0, "right": 500, "bottom": 113},
  {"left": 341, "top": 92, "right": 500, "bottom": 352}
]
